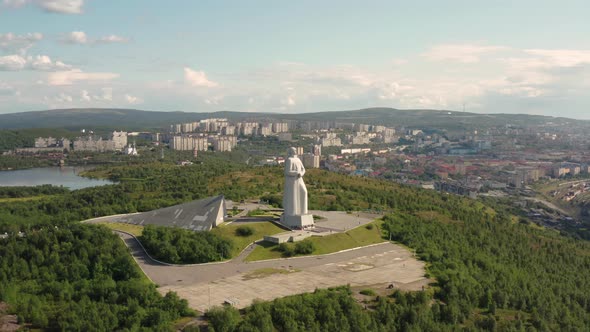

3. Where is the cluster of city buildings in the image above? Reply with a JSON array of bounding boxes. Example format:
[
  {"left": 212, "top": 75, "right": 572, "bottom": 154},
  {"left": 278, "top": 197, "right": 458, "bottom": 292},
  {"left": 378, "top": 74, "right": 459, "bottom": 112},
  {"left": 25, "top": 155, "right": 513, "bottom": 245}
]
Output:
[
  {"left": 34, "top": 137, "right": 71, "bottom": 150},
  {"left": 269, "top": 120, "right": 590, "bottom": 203},
  {"left": 168, "top": 118, "right": 290, "bottom": 151},
  {"left": 314, "top": 123, "right": 398, "bottom": 147},
  {"left": 319, "top": 145, "right": 590, "bottom": 198},
  {"left": 169, "top": 135, "right": 238, "bottom": 152},
  {"left": 72, "top": 131, "right": 128, "bottom": 152},
  {"left": 168, "top": 119, "right": 399, "bottom": 152},
  {"left": 10, "top": 117, "right": 590, "bottom": 199},
  {"left": 171, "top": 118, "right": 289, "bottom": 137},
  {"left": 22, "top": 131, "right": 135, "bottom": 154}
]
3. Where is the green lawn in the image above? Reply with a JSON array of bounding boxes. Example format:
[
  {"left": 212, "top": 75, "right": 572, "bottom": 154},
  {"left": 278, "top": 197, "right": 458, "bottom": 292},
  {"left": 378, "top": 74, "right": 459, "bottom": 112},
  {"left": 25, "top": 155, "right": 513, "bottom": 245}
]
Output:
[
  {"left": 98, "top": 222, "right": 144, "bottom": 236},
  {"left": 211, "top": 221, "right": 286, "bottom": 257},
  {"left": 246, "top": 219, "right": 386, "bottom": 262}
]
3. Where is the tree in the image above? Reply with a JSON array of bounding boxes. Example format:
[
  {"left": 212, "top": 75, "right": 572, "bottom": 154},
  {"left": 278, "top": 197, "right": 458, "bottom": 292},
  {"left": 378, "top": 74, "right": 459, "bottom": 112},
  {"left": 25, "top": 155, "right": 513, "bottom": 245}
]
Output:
[{"left": 207, "top": 306, "right": 241, "bottom": 332}]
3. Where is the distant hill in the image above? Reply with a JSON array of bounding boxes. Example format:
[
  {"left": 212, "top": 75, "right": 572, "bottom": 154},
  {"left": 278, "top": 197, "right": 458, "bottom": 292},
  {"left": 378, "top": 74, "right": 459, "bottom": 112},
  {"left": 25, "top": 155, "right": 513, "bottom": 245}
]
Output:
[
  {"left": 0, "top": 109, "right": 213, "bottom": 130},
  {"left": 279, "top": 107, "right": 583, "bottom": 131},
  {"left": 0, "top": 107, "right": 584, "bottom": 131}
]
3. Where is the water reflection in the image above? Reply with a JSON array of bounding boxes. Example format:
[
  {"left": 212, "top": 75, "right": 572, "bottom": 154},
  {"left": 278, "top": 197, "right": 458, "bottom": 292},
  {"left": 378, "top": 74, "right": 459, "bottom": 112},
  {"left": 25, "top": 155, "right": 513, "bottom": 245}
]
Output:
[{"left": 0, "top": 166, "right": 115, "bottom": 190}]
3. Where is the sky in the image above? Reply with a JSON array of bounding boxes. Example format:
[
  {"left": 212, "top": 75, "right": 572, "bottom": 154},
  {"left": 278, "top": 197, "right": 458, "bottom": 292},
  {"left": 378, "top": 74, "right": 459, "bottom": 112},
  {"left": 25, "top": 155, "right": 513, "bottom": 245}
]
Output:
[{"left": 1, "top": 0, "right": 589, "bottom": 119}]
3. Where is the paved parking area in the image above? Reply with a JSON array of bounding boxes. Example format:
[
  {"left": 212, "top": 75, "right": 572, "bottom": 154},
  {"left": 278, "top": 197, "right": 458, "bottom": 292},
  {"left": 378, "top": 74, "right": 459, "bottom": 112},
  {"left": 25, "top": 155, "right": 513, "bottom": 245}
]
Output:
[
  {"left": 310, "top": 210, "right": 376, "bottom": 231},
  {"left": 157, "top": 243, "right": 425, "bottom": 312},
  {"left": 98, "top": 211, "right": 425, "bottom": 313}
]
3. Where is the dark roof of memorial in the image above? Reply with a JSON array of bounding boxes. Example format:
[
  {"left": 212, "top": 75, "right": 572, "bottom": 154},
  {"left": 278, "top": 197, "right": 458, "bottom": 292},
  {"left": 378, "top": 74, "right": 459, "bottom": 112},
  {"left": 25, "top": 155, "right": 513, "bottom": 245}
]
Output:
[{"left": 120, "top": 195, "right": 225, "bottom": 231}]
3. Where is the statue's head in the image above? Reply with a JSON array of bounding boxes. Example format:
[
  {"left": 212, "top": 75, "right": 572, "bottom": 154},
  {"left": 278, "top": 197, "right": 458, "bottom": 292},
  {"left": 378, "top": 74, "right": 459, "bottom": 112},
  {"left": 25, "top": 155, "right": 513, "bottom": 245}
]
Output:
[{"left": 288, "top": 147, "right": 297, "bottom": 157}]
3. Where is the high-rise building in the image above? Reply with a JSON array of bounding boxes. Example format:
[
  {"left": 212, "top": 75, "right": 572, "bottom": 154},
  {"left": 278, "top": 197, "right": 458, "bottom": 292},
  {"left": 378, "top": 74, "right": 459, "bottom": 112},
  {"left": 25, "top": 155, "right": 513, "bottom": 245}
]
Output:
[
  {"left": 319, "top": 132, "right": 342, "bottom": 147},
  {"left": 312, "top": 144, "right": 321, "bottom": 156},
  {"left": 302, "top": 153, "right": 320, "bottom": 168},
  {"left": 211, "top": 136, "right": 238, "bottom": 152},
  {"left": 170, "top": 135, "right": 208, "bottom": 151},
  {"left": 356, "top": 123, "right": 370, "bottom": 132},
  {"left": 111, "top": 131, "right": 128, "bottom": 150},
  {"left": 272, "top": 122, "right": 289, "bottom": 133},
  {"left": 35, "top": 137, "right": 57, "bottom": 148},
  {"left": 259, "top": 124, "right": 272, "bottom": 136},
  {"left": 221, "top": 126, "right": 236, "bottom": 136}
]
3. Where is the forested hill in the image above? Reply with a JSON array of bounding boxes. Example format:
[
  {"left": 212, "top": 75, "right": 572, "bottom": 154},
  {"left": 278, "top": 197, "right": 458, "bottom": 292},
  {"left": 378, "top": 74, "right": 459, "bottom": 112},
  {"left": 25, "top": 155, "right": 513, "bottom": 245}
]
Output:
[
  {"left": 0, "top": 107, "right": 584, "bottom": 131},
  {"left": 1, "top": 158, "right": 590, "bottom": 329},
  {"left": 279, "top": 107, "right": 582, "bottom": 130},
  {"left": 0, "top": 108, "right": 214, "bottom": 130}
]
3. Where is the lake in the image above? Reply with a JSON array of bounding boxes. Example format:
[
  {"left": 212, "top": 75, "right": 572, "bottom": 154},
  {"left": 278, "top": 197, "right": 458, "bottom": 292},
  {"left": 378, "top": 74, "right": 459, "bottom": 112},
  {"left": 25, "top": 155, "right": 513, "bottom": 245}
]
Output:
[{"left": 0, "top": 166, "right": 115, "bottom": 190}]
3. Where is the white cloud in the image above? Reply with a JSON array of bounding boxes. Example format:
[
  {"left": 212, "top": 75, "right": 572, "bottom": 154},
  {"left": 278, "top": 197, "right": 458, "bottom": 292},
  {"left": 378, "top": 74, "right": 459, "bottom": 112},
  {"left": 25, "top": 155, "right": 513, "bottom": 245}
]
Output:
[
  {"left": 78, "top": 88, "right": 123, "bottom": 102},
  {"left": 63, "top": 32, "right": 130, "bottom": 45},
  {"left": 3, "top": 0, "right": 84, "bottom": 14},
  {"left": 6, "top": 42, "right": 586, "bottom": 118},
  {"left": 374, "top": 82, "right": 414, "bottom": 100},
  {"left": 281, "top": 95, "right": 296, "bottom": 106},
  {"left": 64, "top": 31, "right": 88, "bottom": 44},
  {"left": 29, "top": 55, "right": 70, "bottom": 70},
  {"left": 184, "top": 67, "right": 218, "bottom": 87},
  {"left": 424, "top": 43, "right": 508, "bottom": 63},
  {"left": 38, "top": 0, "right": 83, "bottom": 14},
  {"left": 498, "top": 86, "right": 544, "bottom": 98},
  {"left": 47, "top": 69, "right": 119, "bottom": 85},
  {"left": 152, "top": 49, "right": 588, "bottom": 116},
  {"left": 0, "top": 82, "right": 16, "bottom": 96},
  {"left": 97, "top": 35, "right": 129, "bottom": 44},
  {"left": 293, "top": 65, "right": 377, "bottom": 87},
  {"left": 125, "top": 94, "right": 142, "bottom": 104},
  {"left": 101, "top": 87, "right": 112, "bottom": 101},
  {"left": 524, "top": 49, "right": 590, "bottom": 67},
  {"left": 54, "top": 92, "right": 73, "bottom": 103},
  {"left": 204, "top": 96, "right": 223, "bottom": 105},
  {"left": 2, "top": 0, "right": 28, "bottom": 8},
  {"left": 80, "top": 89, "right": 91, "bottom": 101},
  {"left": 0, "top": 54, "right": 71, "bottom": 71},
  {"left": 0, "top": 55, "right": 27, "bottom": 70},
  {"left": 0, "top": 32, "right": 43, "bottom": 54}
]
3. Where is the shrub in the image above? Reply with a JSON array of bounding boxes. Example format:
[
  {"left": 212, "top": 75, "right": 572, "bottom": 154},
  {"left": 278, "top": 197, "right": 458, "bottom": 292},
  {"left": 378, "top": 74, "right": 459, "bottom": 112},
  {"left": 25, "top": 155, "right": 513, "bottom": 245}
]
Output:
[
  {"left": 247, "top": 208, "right": 266, "bottom": 217},
  {"left": 365, "top": 224, "right": 374, "bottom": 230},
  {"left": 235, "top": 226, "right": 254, "bottom": 237},
  {"left": 277, "top": 243, "right": 294, "bottom": 257},
  {"left": 359, "top": 289, "right": 376, "bottom": 296},
  {"left": 294, "top": 240, "right": 315, "bottom": 255}
]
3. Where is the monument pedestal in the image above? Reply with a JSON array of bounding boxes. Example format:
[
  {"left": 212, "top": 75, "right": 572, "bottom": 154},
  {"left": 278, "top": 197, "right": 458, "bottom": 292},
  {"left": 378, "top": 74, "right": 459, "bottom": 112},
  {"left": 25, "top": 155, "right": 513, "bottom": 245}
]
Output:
[{"left": 281, "top": 214, "right": 314, "bottom": 229}]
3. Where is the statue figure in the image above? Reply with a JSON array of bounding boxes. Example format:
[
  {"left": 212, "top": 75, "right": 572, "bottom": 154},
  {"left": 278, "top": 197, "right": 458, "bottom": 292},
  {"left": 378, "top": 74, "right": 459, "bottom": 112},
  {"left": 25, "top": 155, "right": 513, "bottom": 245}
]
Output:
[{"left": 283, "top": 147, "right": 308, "bottom": 216}]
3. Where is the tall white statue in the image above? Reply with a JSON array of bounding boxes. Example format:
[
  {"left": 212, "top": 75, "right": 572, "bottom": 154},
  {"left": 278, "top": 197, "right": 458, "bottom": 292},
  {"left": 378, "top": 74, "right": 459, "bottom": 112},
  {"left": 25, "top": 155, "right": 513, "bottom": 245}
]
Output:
[
  {"left": 284, "top": 147, "right": 308, "bottom": 216},
  {"left": 282, "top": 147, "right": 314, "bottom": 229}
]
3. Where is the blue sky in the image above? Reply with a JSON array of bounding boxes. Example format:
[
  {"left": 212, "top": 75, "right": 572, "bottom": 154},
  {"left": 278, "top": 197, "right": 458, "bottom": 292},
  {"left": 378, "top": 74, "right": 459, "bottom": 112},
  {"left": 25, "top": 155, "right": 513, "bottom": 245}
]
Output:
[{"left": 1, "top": 0, "right": 589, "bottom": 119}]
